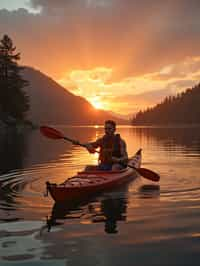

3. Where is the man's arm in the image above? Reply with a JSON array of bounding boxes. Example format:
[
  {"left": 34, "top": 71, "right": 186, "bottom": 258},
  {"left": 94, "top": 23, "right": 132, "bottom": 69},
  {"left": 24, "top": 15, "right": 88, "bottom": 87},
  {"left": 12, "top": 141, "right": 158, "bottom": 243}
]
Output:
[
  {"left": 83, "top": 138, "right": 102, "bottom": 153},
  {"left": 112, "top": 139, "right": 128, "bottom": 164},
  {"left": 120, "top": 139, "right": 128, "bottom": 162}
]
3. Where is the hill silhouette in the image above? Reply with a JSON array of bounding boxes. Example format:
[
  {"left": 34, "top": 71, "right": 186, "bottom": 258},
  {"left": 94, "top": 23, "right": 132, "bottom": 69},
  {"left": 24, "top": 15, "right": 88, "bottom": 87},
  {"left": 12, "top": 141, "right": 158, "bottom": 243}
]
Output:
[
  {"left": 22, "top": 67, "right": 127, "bottom": 125},
  {"left": 132, "top": 83, "right": 200, "bottom": 125}
]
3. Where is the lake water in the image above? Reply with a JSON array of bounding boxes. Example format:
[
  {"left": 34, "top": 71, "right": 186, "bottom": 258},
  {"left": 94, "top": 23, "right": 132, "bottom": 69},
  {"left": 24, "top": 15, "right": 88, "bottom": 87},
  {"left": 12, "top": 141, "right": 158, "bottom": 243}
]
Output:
[{"left": 0, "top": 125, "right": 200, "bottom": 266}]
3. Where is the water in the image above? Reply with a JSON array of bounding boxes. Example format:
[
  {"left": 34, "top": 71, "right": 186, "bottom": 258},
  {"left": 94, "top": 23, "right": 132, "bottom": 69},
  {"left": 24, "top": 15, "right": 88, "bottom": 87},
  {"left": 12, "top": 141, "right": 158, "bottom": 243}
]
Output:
[{"left": 0, "top": 125, "right": 200, "bottom": 266}]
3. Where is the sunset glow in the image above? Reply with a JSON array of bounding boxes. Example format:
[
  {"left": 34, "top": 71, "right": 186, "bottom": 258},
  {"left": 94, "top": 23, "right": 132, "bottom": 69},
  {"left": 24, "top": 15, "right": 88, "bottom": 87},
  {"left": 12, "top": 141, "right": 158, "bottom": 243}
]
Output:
[
  {"left": 58, "top": 56, "right": 200, "bottom": 114},
  {"left": 1, "top": 1, "right": 200, "bottom": 115},
  {"left": 1, "top": 2, "right": 200, "bottom": 264},
  {"left": 89, "top": 96, "right": 105, "bottom": 110}
]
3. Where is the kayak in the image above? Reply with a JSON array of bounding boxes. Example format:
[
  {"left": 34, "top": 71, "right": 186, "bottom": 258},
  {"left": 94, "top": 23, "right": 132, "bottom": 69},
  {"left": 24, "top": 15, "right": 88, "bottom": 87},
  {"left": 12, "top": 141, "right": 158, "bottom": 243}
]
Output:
[{"left": 46, "top": 149, "right": 142, "bottom": 203}]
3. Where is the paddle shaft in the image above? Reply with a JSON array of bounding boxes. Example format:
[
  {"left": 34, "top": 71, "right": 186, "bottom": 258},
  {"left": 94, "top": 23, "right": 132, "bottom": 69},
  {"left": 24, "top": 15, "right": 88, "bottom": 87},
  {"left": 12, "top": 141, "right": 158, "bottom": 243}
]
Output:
[
  {"left": 63, "top": 136, "right": 86, "bottom": 147},
  {"left": 62, "top": 136, "right": 100, "bottom": 153}
]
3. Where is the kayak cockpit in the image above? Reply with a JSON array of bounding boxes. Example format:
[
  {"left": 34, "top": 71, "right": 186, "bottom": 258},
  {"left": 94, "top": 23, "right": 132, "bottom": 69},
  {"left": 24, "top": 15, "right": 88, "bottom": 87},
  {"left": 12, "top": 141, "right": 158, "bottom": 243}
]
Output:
[{"left": 78, "top": 167, "right": 128, "bottom": 175}]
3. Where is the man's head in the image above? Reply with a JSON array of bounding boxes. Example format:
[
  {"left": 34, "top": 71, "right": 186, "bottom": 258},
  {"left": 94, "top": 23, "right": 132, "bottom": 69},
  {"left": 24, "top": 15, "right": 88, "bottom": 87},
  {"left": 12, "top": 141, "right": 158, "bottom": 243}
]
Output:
[{"left": 104, "top": 120, "right": 116, "bottom": 136}]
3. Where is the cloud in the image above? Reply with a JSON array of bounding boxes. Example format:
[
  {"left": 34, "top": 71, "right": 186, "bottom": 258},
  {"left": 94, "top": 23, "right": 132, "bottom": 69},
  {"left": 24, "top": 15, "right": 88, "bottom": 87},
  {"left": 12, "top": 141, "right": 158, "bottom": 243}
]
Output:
[
  {"left": 165, "top": 79, "right": 197, "bottom": 94},
  {"left": 1, "top": 0, "right": 200, "bottom": 81},
  {"left": 1, "top": 1, "right": 200, "bottom": 114},
  {"left": 150, "top": 57, "right": 200, "bottom": 80},
  {"left": 58, "top": 55, "right": 200, "bottom": 114}
]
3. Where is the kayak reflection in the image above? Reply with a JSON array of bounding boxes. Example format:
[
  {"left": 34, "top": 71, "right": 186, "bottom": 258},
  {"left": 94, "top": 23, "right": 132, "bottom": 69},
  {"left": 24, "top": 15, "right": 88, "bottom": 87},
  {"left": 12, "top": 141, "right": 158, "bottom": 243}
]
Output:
[
  {"left": 45, "top": 193, "right": 128, "bottom": 234},
  {"left": 99, "top": 197, "right": 127, "bottom": 234}
]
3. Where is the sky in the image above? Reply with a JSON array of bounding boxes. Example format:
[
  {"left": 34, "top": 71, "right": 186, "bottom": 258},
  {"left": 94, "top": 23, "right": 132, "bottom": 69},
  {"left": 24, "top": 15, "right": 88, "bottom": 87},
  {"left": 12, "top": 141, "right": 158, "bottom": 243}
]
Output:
[
  {"left": 0, "top": 0, "right": 40, "bottom": 13},
  {"left": 1, "top": 0, "right": 200, "bottom": 115}
]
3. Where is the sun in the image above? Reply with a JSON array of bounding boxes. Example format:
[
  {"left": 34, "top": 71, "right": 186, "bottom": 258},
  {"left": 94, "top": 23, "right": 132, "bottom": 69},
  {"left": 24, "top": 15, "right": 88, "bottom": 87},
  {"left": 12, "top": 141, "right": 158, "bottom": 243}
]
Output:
[{"left": 89, "top": 96, "right": 104, "bottom": 109}]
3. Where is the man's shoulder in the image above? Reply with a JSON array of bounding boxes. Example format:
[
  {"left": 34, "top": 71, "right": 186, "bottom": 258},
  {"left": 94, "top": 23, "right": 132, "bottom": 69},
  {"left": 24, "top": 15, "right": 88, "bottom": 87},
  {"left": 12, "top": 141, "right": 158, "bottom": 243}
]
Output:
[{"left": 115, "top": 133, "right": 124, "bottom": 141}]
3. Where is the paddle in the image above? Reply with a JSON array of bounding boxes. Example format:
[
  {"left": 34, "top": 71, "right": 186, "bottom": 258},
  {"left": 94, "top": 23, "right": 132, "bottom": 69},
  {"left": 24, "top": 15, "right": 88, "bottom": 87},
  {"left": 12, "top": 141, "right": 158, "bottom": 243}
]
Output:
[
  {"left": 40, "top": 126, "right": 160, "bottom": 182},
  {"left": 40, "top": 126, "right": 87, "bottom": 148},
  {"left": 127, "top": 165, "right": 160, "bottom": 182}
]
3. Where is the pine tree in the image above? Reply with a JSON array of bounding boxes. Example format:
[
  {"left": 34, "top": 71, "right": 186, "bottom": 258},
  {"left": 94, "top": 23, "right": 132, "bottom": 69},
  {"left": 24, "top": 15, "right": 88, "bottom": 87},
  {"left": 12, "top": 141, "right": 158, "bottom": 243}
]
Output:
[{"left": 0, "top": 34, "right": 29, "bottom": 121}]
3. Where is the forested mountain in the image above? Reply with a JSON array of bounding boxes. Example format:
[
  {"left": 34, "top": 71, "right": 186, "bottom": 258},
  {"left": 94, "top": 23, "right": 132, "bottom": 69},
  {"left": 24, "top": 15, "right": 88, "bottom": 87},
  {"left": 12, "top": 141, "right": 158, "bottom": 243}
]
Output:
[
  {"left": 132, "top": 83, "right": 200, "bottom": 125},
  {"left": 22, "top": 67, "right": 127, "bottom": 125}
]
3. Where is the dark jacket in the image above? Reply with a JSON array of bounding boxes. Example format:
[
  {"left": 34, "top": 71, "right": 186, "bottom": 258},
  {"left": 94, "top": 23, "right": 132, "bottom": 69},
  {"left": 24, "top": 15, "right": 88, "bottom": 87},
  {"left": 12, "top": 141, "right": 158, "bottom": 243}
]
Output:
[{"left": 92, "top": 134, "right": 122, "bottom": 164}]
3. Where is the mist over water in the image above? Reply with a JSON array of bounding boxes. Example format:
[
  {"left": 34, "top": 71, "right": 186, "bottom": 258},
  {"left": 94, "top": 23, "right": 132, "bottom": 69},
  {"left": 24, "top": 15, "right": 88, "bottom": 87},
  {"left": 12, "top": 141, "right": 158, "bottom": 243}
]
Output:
[{"left": 1, "top": 125, "right": 200, "bottom": 265}]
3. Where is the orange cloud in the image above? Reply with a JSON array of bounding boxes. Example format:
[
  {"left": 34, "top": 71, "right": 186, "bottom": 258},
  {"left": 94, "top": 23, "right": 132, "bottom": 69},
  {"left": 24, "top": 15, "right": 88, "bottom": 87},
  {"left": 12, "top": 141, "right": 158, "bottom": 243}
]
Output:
[
  {"left": 57, "top": 56, "right": 200, "bottom": 114},
  {"left": 1, "top": 1, "right": 200, "bottom": 114},
  {"left": 1, "top": 1, "right": 200, "bottom": 81}
]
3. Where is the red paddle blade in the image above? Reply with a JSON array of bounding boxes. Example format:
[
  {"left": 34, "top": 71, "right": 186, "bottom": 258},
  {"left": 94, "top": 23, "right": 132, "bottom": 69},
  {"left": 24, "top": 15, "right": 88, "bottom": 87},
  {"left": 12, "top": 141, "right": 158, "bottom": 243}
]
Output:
[
  {"left": 40, "top": 126, "right": 64, "bottom": 139},
  {"left": 137, "top": 167, "right": 160, "bottom": 182}
]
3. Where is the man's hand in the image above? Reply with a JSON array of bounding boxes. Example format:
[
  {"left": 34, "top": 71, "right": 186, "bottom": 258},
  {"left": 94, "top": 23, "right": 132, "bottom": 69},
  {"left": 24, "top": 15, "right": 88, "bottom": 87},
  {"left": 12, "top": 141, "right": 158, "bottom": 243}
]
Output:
[{"left": 85, "top": 144, "right": 97, "bottom": 154}]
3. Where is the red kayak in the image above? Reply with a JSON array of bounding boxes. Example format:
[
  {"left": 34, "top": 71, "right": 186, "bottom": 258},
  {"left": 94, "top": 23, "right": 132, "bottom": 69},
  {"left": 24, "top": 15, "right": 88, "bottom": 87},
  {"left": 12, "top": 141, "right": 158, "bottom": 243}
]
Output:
[{"left": 46, "top": 149, "right": 142, "bottom": 203}]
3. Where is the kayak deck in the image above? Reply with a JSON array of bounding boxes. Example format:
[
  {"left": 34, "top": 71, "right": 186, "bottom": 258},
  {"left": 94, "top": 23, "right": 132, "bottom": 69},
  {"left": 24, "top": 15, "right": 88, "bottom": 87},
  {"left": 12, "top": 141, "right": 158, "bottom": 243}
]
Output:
[{"left": 46, "top": 149, "right": 142, "bottom": 202}]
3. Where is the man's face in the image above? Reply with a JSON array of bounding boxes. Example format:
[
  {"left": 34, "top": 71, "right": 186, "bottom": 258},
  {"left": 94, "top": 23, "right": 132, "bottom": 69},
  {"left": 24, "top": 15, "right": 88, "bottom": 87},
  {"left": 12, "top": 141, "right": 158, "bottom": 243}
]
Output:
[{"left": 104, "top": 123, "right": 115, "bottom": 136}]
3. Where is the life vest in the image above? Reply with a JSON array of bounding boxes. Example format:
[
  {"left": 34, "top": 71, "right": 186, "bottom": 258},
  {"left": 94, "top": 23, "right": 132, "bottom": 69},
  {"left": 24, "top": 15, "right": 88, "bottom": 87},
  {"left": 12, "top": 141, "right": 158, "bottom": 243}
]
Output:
[{"left": 98, "top": 134, "right": 122, "bottom": 164}]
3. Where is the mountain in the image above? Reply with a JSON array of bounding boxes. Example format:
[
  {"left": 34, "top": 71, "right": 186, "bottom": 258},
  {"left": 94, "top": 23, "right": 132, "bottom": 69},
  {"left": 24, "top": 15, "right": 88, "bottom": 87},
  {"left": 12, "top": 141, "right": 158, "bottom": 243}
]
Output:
[
  {"left": 22, "top": 67, "right": 127, "bottom": 125},
  {"left": 132, "top": 83, "right": 200, "bottom": 125}
]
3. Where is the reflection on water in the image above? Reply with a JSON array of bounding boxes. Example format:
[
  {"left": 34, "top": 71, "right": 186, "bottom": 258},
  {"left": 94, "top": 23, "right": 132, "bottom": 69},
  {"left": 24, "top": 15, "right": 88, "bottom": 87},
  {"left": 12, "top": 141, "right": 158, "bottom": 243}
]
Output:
[
  {"left": 133, "top": 126, "right": 200, "bottom": 154},
  {"left": 0, "top": 128, "right": 26, "bottom": 175},
  {"left": 45, "top": 187, "right": 129, "bottom": 235},
  {"left": 138, "top": 184, "right": 160, "bottom": 199},
  {"left": 1, "top": 125, "right": 200, "bottom": 265}
]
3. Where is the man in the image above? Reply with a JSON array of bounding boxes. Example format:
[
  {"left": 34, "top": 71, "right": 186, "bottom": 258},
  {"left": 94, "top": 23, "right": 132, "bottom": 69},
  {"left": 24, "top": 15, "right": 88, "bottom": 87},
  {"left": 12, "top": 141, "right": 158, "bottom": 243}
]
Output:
[{"left": 84, "top": 120, "right": 128, "bottom": 171}]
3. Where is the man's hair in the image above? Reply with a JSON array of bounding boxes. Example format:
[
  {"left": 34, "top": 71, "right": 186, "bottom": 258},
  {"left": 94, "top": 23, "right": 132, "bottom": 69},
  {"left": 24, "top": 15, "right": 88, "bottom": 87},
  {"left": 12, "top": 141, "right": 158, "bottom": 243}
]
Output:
[{"left": 105, "top": 120, "right": 116, "bottom": 129}]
